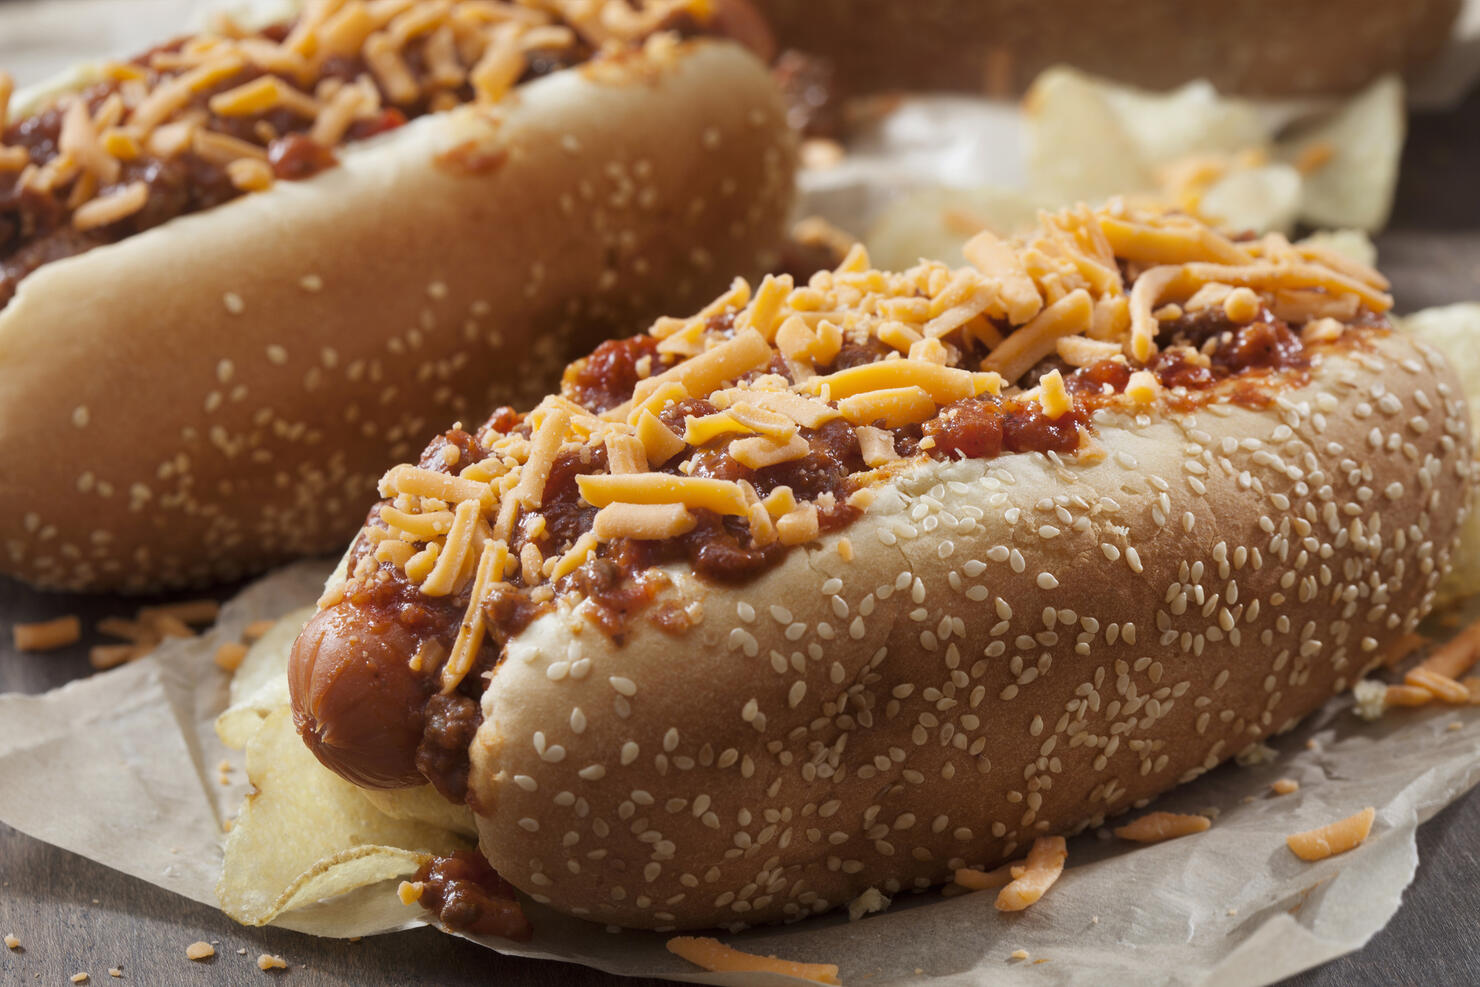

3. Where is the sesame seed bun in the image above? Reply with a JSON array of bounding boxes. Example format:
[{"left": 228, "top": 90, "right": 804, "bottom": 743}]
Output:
[
  {"left": 464, "top": 329, "right": 1471, "bottom": 929},
  {"left": 756, "top": 0, "right": 1460, "bottom": 98},
  {"left": 0, "top": 39, "right": 796, "bottom": 592}
]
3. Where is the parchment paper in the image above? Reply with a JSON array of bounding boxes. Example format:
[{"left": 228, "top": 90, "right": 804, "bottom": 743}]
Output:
[
  {"left": 3, "top": 560, "right": 1480, "bottom": 986},
  {"left": 4, "top": 1, "right": 1480, "bottom": 983}
]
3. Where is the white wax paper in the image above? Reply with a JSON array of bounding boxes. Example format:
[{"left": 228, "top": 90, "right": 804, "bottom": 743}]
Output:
[
  {"left": 2, "top": 560, "right": 1480, "bottom": 986},
  {"left": 3, "top": 2, "right": 1480, "bottom": 983}
]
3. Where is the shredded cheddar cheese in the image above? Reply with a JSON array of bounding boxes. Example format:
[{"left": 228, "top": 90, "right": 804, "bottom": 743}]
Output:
[
  {"left": 1113, "top": 811, "right": 1211, "bottom": 843},
  {"left": 1286, "top": 807, "right": 1376, "bottom": 862},
  {"left": 576, "top": 474, "right": 750, "bottom": 516},
  {"left": 665, "top": 937, "right": 840, "bottom": 985},
  {"left": 5, "top": 0, "right": 706, "bottom": 223},
  {"left": 995, "top": 836, "right": 1067, "bottom": 912},
  {"left": 593, "top": 502, "right": 696, "bottom": 541},
  {"left": 339, "top": 202, "right": 1383, "bottom": 669}
]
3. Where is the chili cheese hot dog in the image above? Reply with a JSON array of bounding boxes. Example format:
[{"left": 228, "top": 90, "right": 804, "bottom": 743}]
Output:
[
  {"left": 0, "top": 0, "right": 794, "bottom": 591},
  {"left": 287, "top": 203, "right": 1472, "bottom": 932}
]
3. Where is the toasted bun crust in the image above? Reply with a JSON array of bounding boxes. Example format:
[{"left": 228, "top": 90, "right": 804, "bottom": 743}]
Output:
[
  {"left": 0, "top": 40, "right": 794, "bottom": 592},
  {"left": 467, "top": 330, "right": 1470, "bottom": 929},
  {"left": 756, "top": 0, "right": 1459, "bottom": 97}
]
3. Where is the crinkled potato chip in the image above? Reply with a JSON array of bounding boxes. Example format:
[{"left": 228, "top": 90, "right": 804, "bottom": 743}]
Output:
[
  {"left": 217, "top": 706, "right": 470, "bottom": 927},
  {"left": 216, "top": 607, "right": 314, "bottom": 750},
  {"left": 1196, "top": 164, "right": 1303, "bottom": 234},
  {"left": 1100, "top": 78, "right": 1267, "bottom": 165},
  {"left": 1024, "top": 67, "right": 1154, "bottom": 204},
  {"left": 866, "top": 185, "right": 1043, "bottom": 271},
  {"left": 362, "top": 784, "right": 479, "bottom": 838},
  {"left": 1399, "top": 303, "right": 1480, "bottom": 605},
  {"left": 1298, "top": 229, "right": 1379, "bottom": 269},
  {"left": 1284, "top": 75, "right": 1405, "bottom": 232},
  {"left": 904, "top": 65, "right": 1405, "bottom": 259}
]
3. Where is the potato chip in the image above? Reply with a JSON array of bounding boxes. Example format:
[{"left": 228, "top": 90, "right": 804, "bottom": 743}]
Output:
[
  {"left": 1399, "top": 303, "right": 1480, "bottom": 605},
  {"left": 866, "top": 185, "right": 1042, "bottom": 270},
  {"left": 1101, "top": 78, "right": 1267, "bottom": 165},
  {"left": 1024, "top": 67, "right": 1154, "bottom": 205},
  {"left": 361, "top": 785, "right": 479, "bottom": 838},
  {"left": 1196, "top": 164, "right": 1303, "bottom": 235},
  {"left": 216, "top": 607, "right": 314, "bottom": 750},
  {"left": 1297, "top": 229, "right": 1379, "bottom": 269},
  {"left": 217, "top": 706, "right": 470, "bottom": 927},
  {"left": 1284, "top": 75, "right": 1405, "bottom": 232}
]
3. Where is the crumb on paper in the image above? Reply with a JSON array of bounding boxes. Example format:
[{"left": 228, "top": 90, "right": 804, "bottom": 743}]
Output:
[
  {"left": 1235, "top": 742, "right": 1279, "bottom": 766},
  {"left": 256, "top": 954, "right": 287, "bottom": 971},
  {"left": 1354, "top": 679, "right": 1390, "bottom": 720},
  {"left": 3, "top": 933, "right": 19, "bottom": 950},
  {"left": 237, "top": 949, "right": 247, "bottom": 956},
  {"left": 1272, "top": 778, "right": 1300, "bottom": 795},
  {"left": 1306, "top": 738, "right": 1321, "bottom": 751},
  {"left": 1090, "top": 916, "right": 1099, "bottom": 924},
  {"left": 186, "top": 941, "right": 215, "bottom": 961},
  {"left": 1009, "top": 949, "right": 1029, "bottom": 961},
  {"left": 108, "top": 970, "right": 122, "bottom": 979},
  {"left": 1449, "top": 721, "right": 1464, "bottom": 731},
  {"left": 1227, "top": 907, "right": 1238, "bottom": 916},
  {"left": 71, "top": 975, "right": 89, "bottom": 984},
  {"left": 847, "top": 887, "right": 892, "bottom": 921}
]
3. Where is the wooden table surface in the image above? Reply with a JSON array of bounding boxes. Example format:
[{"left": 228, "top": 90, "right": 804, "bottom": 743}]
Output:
[{"left": 3, "top": 88, "right": 1480, "bottom": 987}]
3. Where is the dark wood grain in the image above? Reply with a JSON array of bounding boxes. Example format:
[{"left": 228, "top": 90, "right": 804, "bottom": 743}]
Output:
[{"left": 3, "top": 81, "right": 1479, "bottom": 987}]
